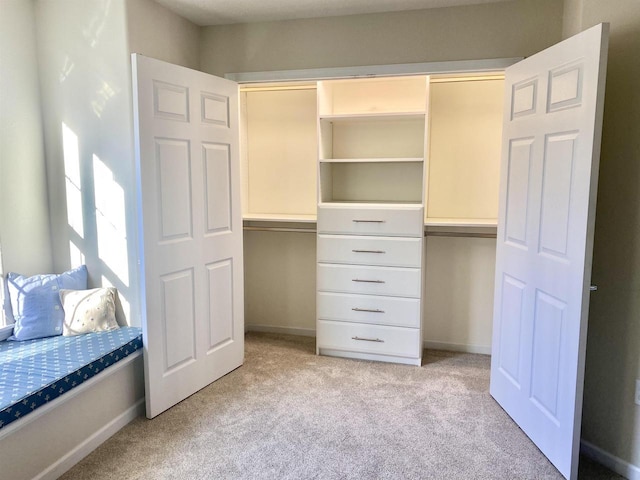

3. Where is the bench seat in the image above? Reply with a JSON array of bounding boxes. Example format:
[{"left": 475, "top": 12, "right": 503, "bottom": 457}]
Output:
[{"left": 0, "top": 327, "right": 142, "bottom": 431}]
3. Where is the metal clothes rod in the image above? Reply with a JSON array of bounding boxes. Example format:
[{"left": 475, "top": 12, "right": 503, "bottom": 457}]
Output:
[
  {"left": 243, "top": 226, "right": 496, "bottom": 238},
  {"left": 243, "top": 226, "right": 317, "bottom": 233}
]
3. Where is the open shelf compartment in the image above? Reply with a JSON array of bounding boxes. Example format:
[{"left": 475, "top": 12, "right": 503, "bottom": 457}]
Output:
[
  {"left": 319, "top": 161, "right": 425, "bottom": 204},
  {"left": 318, "top": 76, "right": 429, "bottom": 116}
]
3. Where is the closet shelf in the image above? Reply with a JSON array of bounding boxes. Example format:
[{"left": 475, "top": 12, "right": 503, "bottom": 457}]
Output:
[
  {"left": 319, "top": 201, "right": 424, "bottom": 208},
  {"left": 425, "top": 218, "right": 498, "bottom": 227},
  {"left": 243, "top": 213, "right": 317, "bottom": 223},
  {"left": 319, "top": 157, "right": 424, "bottom": 163},
  {"left": 319, "top": 112, "right": 425, "bottom": 122}
]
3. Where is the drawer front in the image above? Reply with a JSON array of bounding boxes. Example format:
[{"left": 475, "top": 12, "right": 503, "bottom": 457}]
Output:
[
  {"left": 318, "top": 235, "right": 422, "bottom": 268},
  {"left": 317, "top": 264, "right": 421, "bottom": 297},
  {"left": 318, "top": 205, "right": 424, "bottom": 237},
  {"left": 317, "top": 320, "right": 421, "bottom": 358},
  {"left": 317, "top": 292, "right": 420, "bottom": 328}
]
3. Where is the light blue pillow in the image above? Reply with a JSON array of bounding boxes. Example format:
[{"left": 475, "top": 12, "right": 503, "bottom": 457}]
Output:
[{"left": 6, "top": 265, "right": 88, "bottom": 341}]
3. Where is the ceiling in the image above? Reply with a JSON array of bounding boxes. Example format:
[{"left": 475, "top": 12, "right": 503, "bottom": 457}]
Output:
[{"left": 154, "top": 0, "right": 512, "bottom": 26}]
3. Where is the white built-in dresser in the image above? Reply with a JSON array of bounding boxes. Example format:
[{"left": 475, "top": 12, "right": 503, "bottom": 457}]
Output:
[{"left": 315, "top": 77, "right": 428, "bottom": 366}]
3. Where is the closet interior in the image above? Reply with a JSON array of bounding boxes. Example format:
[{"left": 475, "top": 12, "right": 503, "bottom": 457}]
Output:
[{"left": 240, "top": 72, "right": 504, "bottom": 362}]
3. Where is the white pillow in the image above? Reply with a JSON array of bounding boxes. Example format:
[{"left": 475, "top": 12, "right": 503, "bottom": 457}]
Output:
[{"left": 59, "top": 287, "right": 120, "bottom": 336}]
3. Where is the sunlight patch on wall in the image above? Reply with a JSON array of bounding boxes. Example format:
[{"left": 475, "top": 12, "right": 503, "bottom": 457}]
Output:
[
  {"left": 62, "top": 123, "right": 84, "bottom": 238},
  {"left": 93, "top": 154, "right": 129, "bottom": 287},
  {"left": 69, "top": 240, "right": 85, "bottom": 268},
  {"left": 91, "top": 81, "right": 117, "bottom": 118},
  {"left": 59, "top": 55, "right": 75, "bottom": 84},
  {"left": 83, "top": 0, "right": 111, "bottom": 48}
]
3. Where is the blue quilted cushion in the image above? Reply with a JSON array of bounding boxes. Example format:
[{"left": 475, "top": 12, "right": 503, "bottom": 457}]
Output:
[{"left": 6, "top": 265, "right": 88, "bottom": 341}]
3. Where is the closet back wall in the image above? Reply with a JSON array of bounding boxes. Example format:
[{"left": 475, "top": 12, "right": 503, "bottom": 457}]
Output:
[{"left": 201, "top": 0, "right": 564, "bottom": 350}]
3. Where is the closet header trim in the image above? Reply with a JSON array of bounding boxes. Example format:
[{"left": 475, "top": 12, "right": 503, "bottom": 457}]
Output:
[{"left": 226, "top": 58, "right": 521, "bottom": 83}]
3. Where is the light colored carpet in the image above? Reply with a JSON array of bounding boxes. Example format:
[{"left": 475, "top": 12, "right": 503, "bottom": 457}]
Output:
[{"left": 62, "top": 333, "right": 621, "bottom": 479}]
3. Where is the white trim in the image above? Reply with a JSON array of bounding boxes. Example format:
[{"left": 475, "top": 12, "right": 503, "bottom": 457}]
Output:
[
  {"left": 0, "top": 350, "right": 142, "bottom": 440},
  {"left": 423, "top": 340, "right": 491, "bottom": 355},
  {"left": 35, "top": 398, "right": 145, "bottom": 480},
  {"left": 581, "top": 439, "right": 640, "bottom": 480},
  {"left": 226, "top": 58, "right": 521, "bottom": 83},
  {"left": 246, "top": 325, "right": 316, "bottom": 337}
]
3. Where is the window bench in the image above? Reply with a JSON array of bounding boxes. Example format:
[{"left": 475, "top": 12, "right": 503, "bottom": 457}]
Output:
[{"left": 0, "top": 327, "right": 144, "bottom": 480}]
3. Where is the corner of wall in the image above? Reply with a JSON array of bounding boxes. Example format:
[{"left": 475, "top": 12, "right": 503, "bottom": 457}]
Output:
[
  {"left": 0, "top": 0, "right": 53, "bottom": 276},
  {"left": 562, "top": 0, "right": 584, "bottom": 38}
]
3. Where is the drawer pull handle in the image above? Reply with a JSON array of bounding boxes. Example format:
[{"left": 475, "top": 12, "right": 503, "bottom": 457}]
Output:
[
  {"left": 352, "top": 219, "right": 385, "bottom": 223},
  {"left": 352, "top": 249, "right": 386, "bottom": 254},
  {"left": 352, "top": 308, "right": 385, "bottom": 313},
  {"left": 352, "top": 336, "right": 384, "bottom": 343},
  {"left": 352, "top": 279, "right": 385, "bottom": 284}
]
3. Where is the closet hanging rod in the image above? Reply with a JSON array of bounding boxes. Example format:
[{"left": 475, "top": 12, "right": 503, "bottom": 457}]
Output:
[
  {"left": 425, "top": 231, "right": 497, "bottom": 239},
  {"left": 243, "top": 226, "right": 317, "bottom": 234},
  {"left": 243, "top": 226, "right": 495, "bottom": 238}
]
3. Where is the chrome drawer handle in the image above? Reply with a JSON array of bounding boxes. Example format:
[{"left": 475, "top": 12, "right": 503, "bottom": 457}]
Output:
[
  {"left": 352, "top": 219, "right": 385, "bottom": 223},
  {"left": 352, "top": 279, "right": 385, "bottom": 284},
  {"left": 352, "top": 336, "right": 384, "bottom": 343},
  {"left": 352, "top": 308, "right": 385, "bottom": 313},
  {"left": 352, "top": 249, "right": 385, "bottom": 254}
]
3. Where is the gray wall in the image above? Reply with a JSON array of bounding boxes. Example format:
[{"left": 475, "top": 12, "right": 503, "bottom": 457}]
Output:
[
  {"left": 200, "top": 0, "right": 563, "bottom": 77},
  {"left": 564, "top": 0, "right": 640, "bottom": 469},
  {"left": 0, "top": 0, "right": 52, "bottom": 277},
  {"left": 126, "top": 0, "right": 201, "bottom": 70}
]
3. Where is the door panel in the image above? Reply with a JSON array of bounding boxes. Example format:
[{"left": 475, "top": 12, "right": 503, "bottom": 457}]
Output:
[
  {"left": 490, "top": 24, "right": 609, "bottom": 480},
  {"left": 207, "top": 259, "right": 234, "bottom": 351},
  {"left": 161, "top": 269, "right": 196, "bottom": 371},
  {"left": 203, "top": 143, "right": 232, "bottom": 233},
  {"left": 132, "top": 54, "right": 244, "bottom": 419}
]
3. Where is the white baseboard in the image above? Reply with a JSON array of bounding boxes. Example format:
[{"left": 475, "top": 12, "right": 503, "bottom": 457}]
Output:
[
  {"left": 423, "top": 340, "right": 491, "bottom": 355},
  {"left": 245, "top": 327, "right": 491, "bottom": 355},
  {"left": 581, "top": 439, "right": 640, "bottom": 480},
  {"left": 246, "top": 325, "right": 316, "bottom": 337},
  {"left": 35, "top": 399, "right": 145, "bottom": 480}
]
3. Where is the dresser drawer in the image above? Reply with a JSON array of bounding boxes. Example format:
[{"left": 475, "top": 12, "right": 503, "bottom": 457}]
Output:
[
  {"left": 317, "top": 292, "right": 420, "bottom": 328},
  {"left": 317, "top": 320, "right": 421, "bottom": 359},
  {"left": 317, "top": 235, "right": 422, "bottom": 268},
  {"left": 317, "top": 264, "right": 421, "bottom": 297},
  {"left": 318, "top": 205, "right": 424, "bottom": 237}
]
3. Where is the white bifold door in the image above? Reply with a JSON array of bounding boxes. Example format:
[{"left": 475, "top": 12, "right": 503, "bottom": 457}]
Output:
[
  {"left": 491, "top": 24, "right": 609, "bottom": 480},
  {"left": 132, "top": 55, "right": 244, "bottom": 418}
]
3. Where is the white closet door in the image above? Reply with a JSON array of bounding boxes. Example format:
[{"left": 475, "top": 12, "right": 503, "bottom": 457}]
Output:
[
  {"left": 490, "top": 24, "right": 608, "bottom": 480},
  {"left": 132, "top": 54, "right": 244, "bottom": 419}
]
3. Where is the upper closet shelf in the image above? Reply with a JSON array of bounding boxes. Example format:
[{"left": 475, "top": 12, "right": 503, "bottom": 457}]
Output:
[
  {"left": 319, "top": 112, "right": 425, "bottom": 123},
  {"left": 319, "top": 157, "right": 423, "bottom": 163}
]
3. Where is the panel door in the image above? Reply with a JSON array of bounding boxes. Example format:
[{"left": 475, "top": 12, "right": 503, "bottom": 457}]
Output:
[
  {"left": 490, "top": 24, "right": 609, "bottom": 480},
  {"left": 132, "top": 54, "right": 244, "bottom": 418}
]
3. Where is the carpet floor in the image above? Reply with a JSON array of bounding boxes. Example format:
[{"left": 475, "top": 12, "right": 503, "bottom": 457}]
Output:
[{"left": 62, "top": 332, "right": 622, "bottom": 479}]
